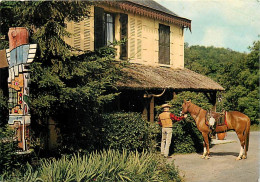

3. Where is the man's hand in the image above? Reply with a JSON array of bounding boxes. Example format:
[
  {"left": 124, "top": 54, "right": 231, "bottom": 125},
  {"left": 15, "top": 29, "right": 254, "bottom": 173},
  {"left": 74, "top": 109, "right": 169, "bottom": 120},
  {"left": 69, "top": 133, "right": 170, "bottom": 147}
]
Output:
[{"left": 183, "top": 114, "right": 188, "bottom": 119}]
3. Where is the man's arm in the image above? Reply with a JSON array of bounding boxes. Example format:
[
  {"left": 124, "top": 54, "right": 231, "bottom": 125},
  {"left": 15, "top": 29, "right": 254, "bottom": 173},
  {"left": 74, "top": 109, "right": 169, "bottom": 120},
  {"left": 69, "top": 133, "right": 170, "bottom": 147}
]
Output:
[
  {"left": 158, "top": 117, "right": 162, "bottom": 126},
  {"left": 170, "top": 113, "right": 185, "bottom": 122}
]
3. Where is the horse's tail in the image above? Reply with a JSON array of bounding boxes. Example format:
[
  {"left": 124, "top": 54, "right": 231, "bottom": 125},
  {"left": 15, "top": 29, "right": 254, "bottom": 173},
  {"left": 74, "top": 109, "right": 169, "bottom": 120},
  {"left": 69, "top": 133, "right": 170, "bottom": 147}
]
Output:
[{"left": 244, "top": 118, "right": 250, "bottom": 153}]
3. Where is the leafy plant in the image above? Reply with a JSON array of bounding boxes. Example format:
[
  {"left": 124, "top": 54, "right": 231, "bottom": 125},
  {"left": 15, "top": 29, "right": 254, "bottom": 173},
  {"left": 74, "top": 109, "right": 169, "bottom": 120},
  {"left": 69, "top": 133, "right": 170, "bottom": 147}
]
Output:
[
  {"left": 0, "top": 125, "right": 18, "bottom": 175},
  {"left": 0, "top": 90, "right": 8, "bottom": 126},
  {"left": 101, "top": 112, "right": 160, "bottom": 152},
  {"left": 1, "top": 149, "right": 182, "bottom": 182}
]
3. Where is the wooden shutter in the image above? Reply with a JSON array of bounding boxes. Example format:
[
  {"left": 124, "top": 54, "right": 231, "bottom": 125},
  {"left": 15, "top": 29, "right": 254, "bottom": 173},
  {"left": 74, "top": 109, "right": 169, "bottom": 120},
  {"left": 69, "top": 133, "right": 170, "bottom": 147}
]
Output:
[
  {"left": 159, "top": 24, "right": 170, "bottom": 65},
  {"left": 136, "top": 20, "right": 142, "bottom": 59},
  {"left": 94, "top": 7, "right": 104, "bottom": 49},
  {"left": 84, "top": 18, "right": 91, "bottom": 51},
  {"left": 74, "top": 22, "right": 81, "bottom": 49},
  {"left": 129, "top": 17, "right": 135, "bottom": 59},
  {"left": 120, "top": 13, "right": 128, "bottom": 59}
]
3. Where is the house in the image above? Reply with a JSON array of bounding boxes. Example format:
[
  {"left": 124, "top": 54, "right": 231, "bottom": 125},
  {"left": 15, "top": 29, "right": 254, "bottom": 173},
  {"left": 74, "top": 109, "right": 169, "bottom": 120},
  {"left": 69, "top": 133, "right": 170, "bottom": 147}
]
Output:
[
  {"left": 65, "top": 0, "right": 191, "bottom": 68},
  {"left": 64, "top": 0, "right": 224, "bottom": 122}
]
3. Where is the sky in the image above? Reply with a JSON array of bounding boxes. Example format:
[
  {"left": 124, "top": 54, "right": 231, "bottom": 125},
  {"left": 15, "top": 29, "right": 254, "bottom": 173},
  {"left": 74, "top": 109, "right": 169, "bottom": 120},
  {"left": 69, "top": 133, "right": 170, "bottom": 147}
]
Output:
[{"left": 155, "top": 0, "right": 260, "bottom": 53}]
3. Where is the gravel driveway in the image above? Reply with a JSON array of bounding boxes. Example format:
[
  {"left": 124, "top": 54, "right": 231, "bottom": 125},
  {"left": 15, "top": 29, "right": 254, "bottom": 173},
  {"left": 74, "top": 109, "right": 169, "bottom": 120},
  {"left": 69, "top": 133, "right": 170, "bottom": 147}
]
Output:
[{"left": 169, "top": 131, "right": 260, "bottom": 182}]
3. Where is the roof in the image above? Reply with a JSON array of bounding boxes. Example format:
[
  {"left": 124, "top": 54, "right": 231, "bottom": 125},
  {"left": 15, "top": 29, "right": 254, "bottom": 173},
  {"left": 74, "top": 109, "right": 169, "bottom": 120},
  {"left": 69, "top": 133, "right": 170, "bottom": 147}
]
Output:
[
  {"left": 127, "top": 0, "right": 178, "bottom": 17},
  {"left": 0, "top": 49, "right": 8, "bottom": 68},
  {"left": 116, "top": 64, "right": 225, "bottom": 91},
  {"left": 97, "top": 0, "right": 191, "bottom": 30}
]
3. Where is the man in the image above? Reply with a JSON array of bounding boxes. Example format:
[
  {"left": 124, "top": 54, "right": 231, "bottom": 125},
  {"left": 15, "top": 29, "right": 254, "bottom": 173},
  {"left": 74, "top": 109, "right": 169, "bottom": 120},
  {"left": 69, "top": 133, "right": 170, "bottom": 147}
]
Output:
[{"left": 158, "top": 103, "right": 187, "bottom": 158}]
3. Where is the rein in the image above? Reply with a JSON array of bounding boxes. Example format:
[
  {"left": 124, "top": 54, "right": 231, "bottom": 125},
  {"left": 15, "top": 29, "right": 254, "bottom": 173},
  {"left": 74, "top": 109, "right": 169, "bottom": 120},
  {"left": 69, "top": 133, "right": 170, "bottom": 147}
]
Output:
[{"left": 194, "top": 108, "right": 202, "bottom": 121}]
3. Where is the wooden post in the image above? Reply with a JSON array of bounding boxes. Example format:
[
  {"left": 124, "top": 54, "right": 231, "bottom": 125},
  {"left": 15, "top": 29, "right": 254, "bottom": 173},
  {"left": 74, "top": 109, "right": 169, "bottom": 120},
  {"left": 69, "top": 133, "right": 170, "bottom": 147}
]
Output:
[
  {"left": 173, "top": 91, "right": 176, "bottom": 99},
  {"left": 142, "top": 107, "right": 148, "bottom": 121},
  {"left": 212, "top": 92, "right": 217, "bottom": 112},
  {"left": 144, "top": 89, "right": 166, "bottom": 122},
  {"left": 150, "top": 96, "right": 154, "bottom": 122},
  {"left": 142, "top": 92, "right": 149, "bottom": 121},
  {"left": 204, "top": 91, "right": 217, "bottom": 112}
]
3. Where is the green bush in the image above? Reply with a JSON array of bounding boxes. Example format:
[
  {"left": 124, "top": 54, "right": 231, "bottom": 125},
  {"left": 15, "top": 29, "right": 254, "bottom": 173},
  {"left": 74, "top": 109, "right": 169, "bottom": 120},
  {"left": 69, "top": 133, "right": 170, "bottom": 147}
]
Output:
[
  {"left": 0, "top": 90, "right": 8, "bottom": 126},
  {"left": 101, "top": 112, "right": 160, "bottom": 152},
  {"left": 156, "top": 91, "right": 212, "bottom": 154},
  {"left": 0, "top": 125, "right": 18, "bottom": 175},
  {"left": 1, "top": 149, "right": 182, "bottom": 182}
]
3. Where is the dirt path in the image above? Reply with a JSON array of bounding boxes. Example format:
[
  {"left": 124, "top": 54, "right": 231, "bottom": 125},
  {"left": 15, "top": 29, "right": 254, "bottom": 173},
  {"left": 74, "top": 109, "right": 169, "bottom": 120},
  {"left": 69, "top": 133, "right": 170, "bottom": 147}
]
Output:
[{"left": 169, "top": 131, "right": 260, "bottom": 182}]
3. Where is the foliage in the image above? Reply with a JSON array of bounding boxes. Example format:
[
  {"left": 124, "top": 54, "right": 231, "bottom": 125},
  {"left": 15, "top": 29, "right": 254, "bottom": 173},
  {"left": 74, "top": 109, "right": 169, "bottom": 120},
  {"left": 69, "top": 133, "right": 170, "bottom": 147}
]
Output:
[
  {"left": 0, "top": 90, "right": 8, "bottom": 126},
  {"left": 0, "top": 1, "right": 128, "bottom": 152},
  {"left": 250, "top": 124, "right": 260, "bottom": 131},
  {"left": 156, "top": 92, "right": 210, "bottom": 153},
  {"left": 0, "top": 125, "right": 35, "bottom": 177},
  {"left": 1, "top": 149, "right": 182, "bottom": 182},
  {"left": 101, "top": 112, "right": 160, "bottom": 152},
  {"left": 0, "top": 125, "right": 18, "bottom": 175},
  {"left": 0, "top": 1, "right": 18, "bottom": 49},
  {"left": 185, "top": 41, "right": 259, "bottom": 124}
]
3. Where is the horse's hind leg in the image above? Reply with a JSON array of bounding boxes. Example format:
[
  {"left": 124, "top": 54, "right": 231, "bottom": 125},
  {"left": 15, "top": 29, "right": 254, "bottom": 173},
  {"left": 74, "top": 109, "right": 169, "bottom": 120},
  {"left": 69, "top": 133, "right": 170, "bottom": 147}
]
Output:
[{"left": 236, "top": 132, "right": 245, "bottom": 160}]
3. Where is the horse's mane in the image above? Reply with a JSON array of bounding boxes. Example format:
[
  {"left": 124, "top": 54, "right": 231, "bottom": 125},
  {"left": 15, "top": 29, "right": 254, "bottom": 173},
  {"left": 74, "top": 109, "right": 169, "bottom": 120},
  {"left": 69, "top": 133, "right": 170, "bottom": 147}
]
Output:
[{"left": 189, "top": 102, "right": 205, "bottom": 114}]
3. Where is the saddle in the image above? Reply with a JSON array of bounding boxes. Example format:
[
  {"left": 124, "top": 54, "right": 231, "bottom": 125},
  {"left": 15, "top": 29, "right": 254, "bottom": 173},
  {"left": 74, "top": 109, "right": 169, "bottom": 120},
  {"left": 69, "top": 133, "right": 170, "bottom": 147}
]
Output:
[{"left": 206, "top": 110, "right": 228, "bottom": 133}]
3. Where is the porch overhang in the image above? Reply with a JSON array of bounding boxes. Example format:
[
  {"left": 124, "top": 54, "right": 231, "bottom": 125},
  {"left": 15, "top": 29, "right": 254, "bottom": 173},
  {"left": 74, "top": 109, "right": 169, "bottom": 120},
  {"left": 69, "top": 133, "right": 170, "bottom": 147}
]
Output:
[{"left": 116, "top": 64, "right": 225, "bottom": 92}]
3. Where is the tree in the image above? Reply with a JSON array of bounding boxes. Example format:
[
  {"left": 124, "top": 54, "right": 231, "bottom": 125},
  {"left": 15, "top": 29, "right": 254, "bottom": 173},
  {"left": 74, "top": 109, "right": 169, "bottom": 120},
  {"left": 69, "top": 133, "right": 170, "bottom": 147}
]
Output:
[
  {"left": 0, "top": 1, "right": 126, "bottom": 152},
  {"left": 184, "top": 42, "right": 259, "bottom": 124}
]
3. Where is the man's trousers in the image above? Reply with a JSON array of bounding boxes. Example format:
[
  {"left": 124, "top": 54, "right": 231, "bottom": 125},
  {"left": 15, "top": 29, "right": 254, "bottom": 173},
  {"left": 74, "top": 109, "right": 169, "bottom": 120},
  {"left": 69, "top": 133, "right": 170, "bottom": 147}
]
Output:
[{"left": 161, "top": 127, "right": 172, "bottom": 157}]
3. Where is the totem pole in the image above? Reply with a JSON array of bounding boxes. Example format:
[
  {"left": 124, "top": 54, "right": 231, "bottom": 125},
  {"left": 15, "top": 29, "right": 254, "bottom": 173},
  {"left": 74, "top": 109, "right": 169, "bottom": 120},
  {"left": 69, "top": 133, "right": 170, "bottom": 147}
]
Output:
[{"left": 6, "top": 27, "right": 37, "bottom": 152}]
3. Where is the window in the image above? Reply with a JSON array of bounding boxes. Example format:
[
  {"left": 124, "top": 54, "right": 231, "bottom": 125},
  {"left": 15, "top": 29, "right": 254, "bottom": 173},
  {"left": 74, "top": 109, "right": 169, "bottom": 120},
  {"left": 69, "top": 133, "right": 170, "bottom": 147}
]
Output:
[
  {"left": 159, "top": 24, "right": 170, "bottom": 65},
  {"left": 94, "top": 7, "right": 115, "bottom": 49},
  {"left": 120, "top": 13, "right": 128, "bottom": 59},
  {"left": 104, "top": 13, "right": 114, "bottom": 45}
]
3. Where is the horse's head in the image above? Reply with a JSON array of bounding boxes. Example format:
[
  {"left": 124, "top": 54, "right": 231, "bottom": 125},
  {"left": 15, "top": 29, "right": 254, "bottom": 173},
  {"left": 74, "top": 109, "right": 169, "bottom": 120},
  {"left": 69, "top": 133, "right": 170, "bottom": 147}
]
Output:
[{"left": 181, "top": 99, "right": 191, "bottom": 114}]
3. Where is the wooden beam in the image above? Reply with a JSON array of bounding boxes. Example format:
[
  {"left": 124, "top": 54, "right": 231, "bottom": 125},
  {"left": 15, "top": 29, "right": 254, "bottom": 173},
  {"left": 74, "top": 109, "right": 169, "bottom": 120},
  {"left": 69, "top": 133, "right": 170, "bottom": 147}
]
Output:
[
  {"left": 142, "top": 99, "right": 149, "bottom": 121},
  {"left": 204, "top": 91, "right": 217, "bottom": 111},
  {"left": 211, "top": 92, "right": 217, "bottom": 112},
  {"left": 173, "top": 91, "right": 176, "bottom": 99},
  {"left": 150, "top": 96, "right": 155, "bottom": 122}
]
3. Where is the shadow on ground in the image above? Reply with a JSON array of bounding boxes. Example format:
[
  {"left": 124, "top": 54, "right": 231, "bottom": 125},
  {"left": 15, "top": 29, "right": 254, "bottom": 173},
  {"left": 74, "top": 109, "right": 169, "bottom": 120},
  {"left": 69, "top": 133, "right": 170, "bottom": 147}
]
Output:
[{"left": 210, "top": 151, "right": 238, "bottom": 157}]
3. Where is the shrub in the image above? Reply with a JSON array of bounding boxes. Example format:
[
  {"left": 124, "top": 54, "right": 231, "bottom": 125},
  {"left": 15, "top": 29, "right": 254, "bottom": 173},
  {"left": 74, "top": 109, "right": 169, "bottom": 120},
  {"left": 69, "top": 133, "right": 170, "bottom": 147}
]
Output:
[
  {"left": 101, "top": 112, "right": 160, "bottom": 152},
  {"left": 1, "top": 149, "right": 182, "bottom": 182},
  {"left": 0, "top": 90, "right": 8, "bottom": 126},
  {"left": 0, "top": 125, "right": 18, "bottom": 175}
]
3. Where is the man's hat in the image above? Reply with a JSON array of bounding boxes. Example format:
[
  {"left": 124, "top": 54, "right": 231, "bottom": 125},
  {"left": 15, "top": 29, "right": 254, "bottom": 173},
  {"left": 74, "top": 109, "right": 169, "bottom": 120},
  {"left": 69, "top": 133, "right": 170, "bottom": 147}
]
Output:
[{"left": 161, "top": 104, "right": 171, "bottom": 108}]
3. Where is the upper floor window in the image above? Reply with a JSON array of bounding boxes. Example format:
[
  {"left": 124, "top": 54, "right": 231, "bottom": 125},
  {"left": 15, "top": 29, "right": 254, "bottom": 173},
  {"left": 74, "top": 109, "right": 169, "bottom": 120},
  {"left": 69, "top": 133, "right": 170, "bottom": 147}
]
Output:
[
  {"left": 104, "top": 13, "right": 114, "bottom": 45},
  {"left": 158, "top": 24, "right": 170, "bottom": 65},
  {"left": 120, "top": 13, "right": 128, "bottom": 60},
  {"left": 94, "top": 7, "right": 115, "bottom": 49}
]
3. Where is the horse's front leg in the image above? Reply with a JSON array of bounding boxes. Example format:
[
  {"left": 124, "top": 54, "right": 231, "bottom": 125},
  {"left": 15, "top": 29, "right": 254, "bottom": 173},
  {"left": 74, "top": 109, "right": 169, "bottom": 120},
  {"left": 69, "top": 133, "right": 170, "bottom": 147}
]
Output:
[{"left": 202, "top": 132, "right": 210, "bottom": 159}]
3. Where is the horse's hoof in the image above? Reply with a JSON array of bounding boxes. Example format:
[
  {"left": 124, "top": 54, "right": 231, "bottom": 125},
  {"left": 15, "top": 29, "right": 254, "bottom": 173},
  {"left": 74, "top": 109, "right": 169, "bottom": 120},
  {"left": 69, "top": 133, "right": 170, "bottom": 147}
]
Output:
[
  {"left": 236, "top": 156, "right": 242, "bottom": 160},
  {"left": 205, "top": 156, "right": 210, "bottom": 160},
  {"left": 242, "top": 155, "right": 247, "bottom": 159},
  {"left": 201, "top": 155, "right": 205, "bottom": 159}
]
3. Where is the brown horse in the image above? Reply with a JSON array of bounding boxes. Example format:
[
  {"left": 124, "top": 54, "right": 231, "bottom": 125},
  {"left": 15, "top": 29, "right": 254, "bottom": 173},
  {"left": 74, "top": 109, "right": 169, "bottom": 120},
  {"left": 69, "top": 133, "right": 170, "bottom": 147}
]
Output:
[{"left": 181, "top": 100, "right": 250, "bottom": 160}]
